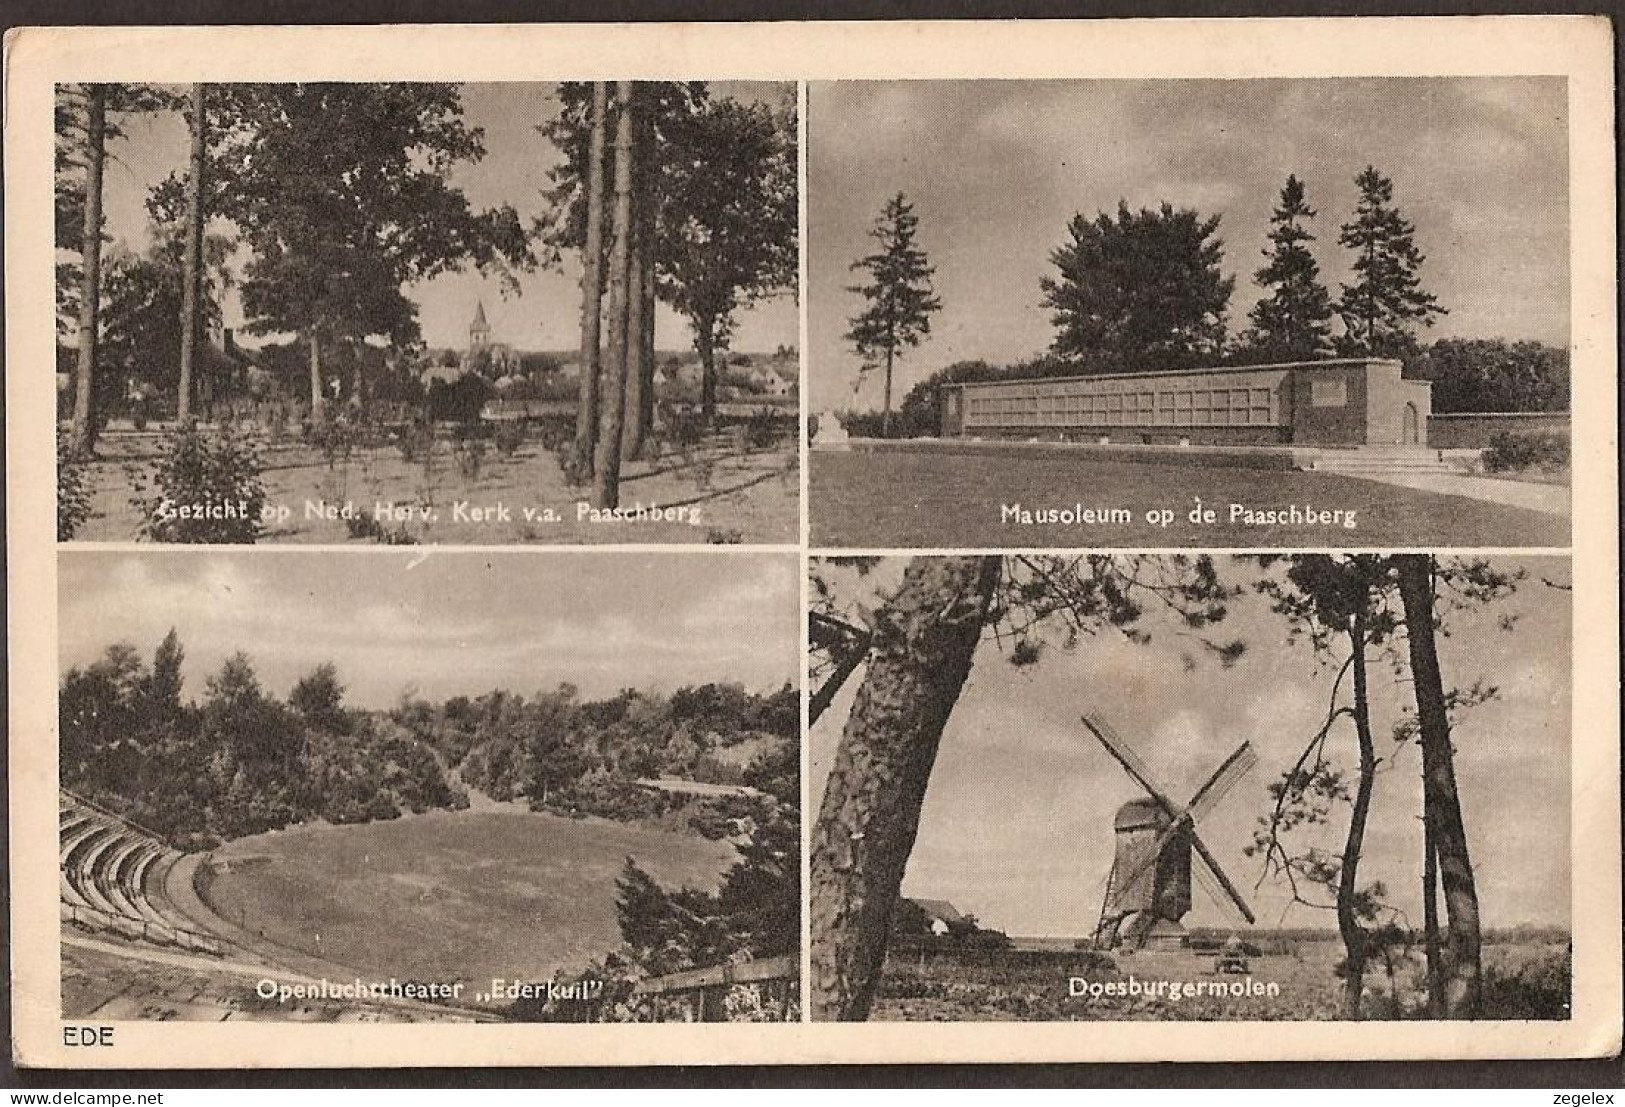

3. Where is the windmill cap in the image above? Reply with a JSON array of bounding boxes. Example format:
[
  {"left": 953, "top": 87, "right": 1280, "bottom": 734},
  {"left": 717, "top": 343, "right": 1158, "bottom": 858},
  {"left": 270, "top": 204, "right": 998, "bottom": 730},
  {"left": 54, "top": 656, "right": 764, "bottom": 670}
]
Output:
[{"left": 1114, "top": 796, "right": 1173, "bottom": 830}]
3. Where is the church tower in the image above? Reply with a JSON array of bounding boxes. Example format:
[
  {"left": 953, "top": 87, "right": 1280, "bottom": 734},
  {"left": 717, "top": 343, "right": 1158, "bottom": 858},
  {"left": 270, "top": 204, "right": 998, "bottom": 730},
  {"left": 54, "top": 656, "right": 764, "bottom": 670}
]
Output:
[{"left": 468, "top": 300, "right": 491, "bottom": 356}]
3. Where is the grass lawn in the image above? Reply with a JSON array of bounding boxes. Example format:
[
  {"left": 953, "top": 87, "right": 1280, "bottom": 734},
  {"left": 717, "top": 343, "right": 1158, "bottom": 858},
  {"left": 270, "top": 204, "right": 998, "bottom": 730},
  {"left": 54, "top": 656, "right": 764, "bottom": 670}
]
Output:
[
  {"left": 203, "top": 809, "right": 737, "bottom": 990},
  {"left": 811, "top": 450, "right": 1569, "bottom": 548},
  {"left": 73, "top": 429, "right": 798, "bottom": 545}
]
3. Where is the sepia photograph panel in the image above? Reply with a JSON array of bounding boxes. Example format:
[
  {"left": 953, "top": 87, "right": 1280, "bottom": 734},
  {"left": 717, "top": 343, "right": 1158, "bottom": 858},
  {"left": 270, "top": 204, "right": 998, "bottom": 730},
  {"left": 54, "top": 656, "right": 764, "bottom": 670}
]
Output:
[
  {"left": 55, "top": 81, "right": 799, "bottom": 546},
  {"left": 57, "top": 550, "right": 801, "bottom": 1022},
  {"left": 809, "top": 554, "right": 1571, "bottom": 1022},
  {"left": 807, "top": 80, "right": 1572, "bottom": 549}
]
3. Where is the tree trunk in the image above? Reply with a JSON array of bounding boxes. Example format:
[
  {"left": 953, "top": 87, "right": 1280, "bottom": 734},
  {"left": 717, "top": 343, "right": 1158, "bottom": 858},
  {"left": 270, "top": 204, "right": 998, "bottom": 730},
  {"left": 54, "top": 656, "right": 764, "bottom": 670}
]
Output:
[
  {"left": 308, "top": 331, "right": 324, "bottom": 422},
  {"left": 591, "top": 81, "right": 636, "bottom": 509},
  {"left": 698, "top": 321, "right": 718, "bottom": 423},
  {"left": 639, "top": 251, "right": 657, "bottom": 447},
  {"left": 882, "top": 345, "right": 895, "bottom": 437},
  {"left": 623, "top": 104, "right": 657, "bottom": 463},
  {"left": 1394, "top": 553, "right": 1482, "bottom": 1018},
  {"left": 177, "top": 83, "right": 206, "bottom": 424},
  {"left": 1423, "top": 819, "right": 1445, "bottom": 1017},
  {"left": 809, "top": 555, "right": 1001, "bottom": 1021},
  {"left": 621, "top": 233, "right": 647, "bottom": 464},
  {"left": 573, "top": 81, "right": 608, "bottom": 477},
  {"left": 1339, "top": 619, "right": 1377, "bottom": 1019},
  {"left": 71, "top": 84, "right": 108, "bottom": 455}
]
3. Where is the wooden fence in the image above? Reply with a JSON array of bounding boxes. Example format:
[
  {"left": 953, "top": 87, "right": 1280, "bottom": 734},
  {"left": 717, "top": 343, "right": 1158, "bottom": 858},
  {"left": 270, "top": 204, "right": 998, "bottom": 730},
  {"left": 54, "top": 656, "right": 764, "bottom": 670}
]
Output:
[{"left": 629, "top": 952, "right": 799, "bottom": 1022}]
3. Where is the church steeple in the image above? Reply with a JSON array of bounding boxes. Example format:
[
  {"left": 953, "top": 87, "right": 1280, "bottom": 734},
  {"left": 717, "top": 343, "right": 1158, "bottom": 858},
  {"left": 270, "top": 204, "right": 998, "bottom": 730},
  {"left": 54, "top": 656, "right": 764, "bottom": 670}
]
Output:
[{"left": 469, "top": 300, "right": 491, "bottom": 353}]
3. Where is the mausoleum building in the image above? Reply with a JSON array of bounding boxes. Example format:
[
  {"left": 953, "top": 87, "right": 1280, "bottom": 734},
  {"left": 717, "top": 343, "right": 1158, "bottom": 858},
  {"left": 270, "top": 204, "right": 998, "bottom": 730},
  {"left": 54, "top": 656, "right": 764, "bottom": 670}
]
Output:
[{"left": 939, "top": 359, "right": 1431, "bottom": 448}]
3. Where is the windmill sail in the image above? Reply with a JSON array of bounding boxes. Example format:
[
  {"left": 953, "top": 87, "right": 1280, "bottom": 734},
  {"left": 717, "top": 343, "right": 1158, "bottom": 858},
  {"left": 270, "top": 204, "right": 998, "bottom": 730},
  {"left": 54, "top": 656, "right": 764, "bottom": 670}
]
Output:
[
  {"left": 1083, "top": 712, "right": 1259, "bottom": 940},
  {"left": 1082, "top": 713, "right": 1177, "bottom": 807},
  {"left": 1185, "top": 745, "right": 1258, "bottom": 924},
  {"left": 1099, "top": 740, "right": 1253, "bottom": 911}
]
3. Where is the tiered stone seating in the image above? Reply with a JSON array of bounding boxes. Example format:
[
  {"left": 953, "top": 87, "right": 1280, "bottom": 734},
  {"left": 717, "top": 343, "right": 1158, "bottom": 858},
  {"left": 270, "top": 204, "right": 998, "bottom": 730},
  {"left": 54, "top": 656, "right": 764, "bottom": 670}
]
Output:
[
  {"left": 126, "top": 844, "right": 173, "bottom": 928},
  {"left": 99, "top": 835, "right": 147, "bottom": 917},
  {"left": 58, "top": 792, "right": 223, "bottom": 956},
  {"left": 78, "top": 827, "right": 126, "bottom": 914},
  {"left": 64, "top": 822, "right": 121, "bottom": 911}
]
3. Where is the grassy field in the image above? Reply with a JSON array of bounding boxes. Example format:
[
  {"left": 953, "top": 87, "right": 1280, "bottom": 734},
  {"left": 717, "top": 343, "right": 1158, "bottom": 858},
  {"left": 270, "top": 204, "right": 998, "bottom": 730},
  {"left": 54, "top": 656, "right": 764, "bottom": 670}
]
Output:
[
  {"left": 74, "top": 429, "right": 798, "bottom": 545},
  {"left": 810, "top": 451, "right": 1568, "bottom": 548},
  {"left": 870, "top": 940, "right": 1570, "bottom": 1021},
  {"left": 202, "top": 809, "right": 737, "bottom": 991}
]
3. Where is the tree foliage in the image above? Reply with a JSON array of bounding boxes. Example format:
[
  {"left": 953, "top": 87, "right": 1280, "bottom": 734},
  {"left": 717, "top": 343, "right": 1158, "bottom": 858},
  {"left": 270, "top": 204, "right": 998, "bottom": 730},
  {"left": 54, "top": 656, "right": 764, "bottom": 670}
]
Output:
[
  {"left": 202, "top": 84, "right": 533, "bottom": 388},
  {"left": 543, "top": 82, "right": 796, "bottom": 434},
  {"left": 56, "top": 83, "right": 183, "bottom": 337},
  {"left": 659, "top": 94, "right": 799, "bottom": 416},
  {"left": 1336, "top": 166, "right": 1444, "bottom": 358},
  {"left": 96, "top": 232, "right": 234, "bottom": 413},
  {"left": 1407, "top": 338, "right": 1569, "bottom": 414},
  {"left": 62, "top": 631, "right": 796, "bottom": 860},
  {"left": 1244, "top": 175, "right": 1334, "bottom": 362},
  {"left": 1042, "top": 200, "right": 1233, "bottom": 373},
  {"left": 845, "top": 193, "right": 941, "bottom": 432}
]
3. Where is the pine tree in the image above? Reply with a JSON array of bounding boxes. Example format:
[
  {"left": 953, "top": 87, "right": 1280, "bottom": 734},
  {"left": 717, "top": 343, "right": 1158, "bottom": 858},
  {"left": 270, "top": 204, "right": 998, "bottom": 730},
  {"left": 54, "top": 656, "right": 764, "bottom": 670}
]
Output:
[
  {"left": 1042, "top": 200, "right": 1233, "bottom": 374},
  {"left": 846, "top": 194, "right": 942, "bottom": 436},
  {"left": 1247, "top": 174, "right": 1333, "bottom": 362},
  {"left": 1393, "top": 555, "right": 1482, "bottom": 1017},
  {"left": 1336, "top": 166, "right": 1444, "bottom": 358},
  {"left": 809, "top": 556, "right": 1000, "bottom": 1020}
]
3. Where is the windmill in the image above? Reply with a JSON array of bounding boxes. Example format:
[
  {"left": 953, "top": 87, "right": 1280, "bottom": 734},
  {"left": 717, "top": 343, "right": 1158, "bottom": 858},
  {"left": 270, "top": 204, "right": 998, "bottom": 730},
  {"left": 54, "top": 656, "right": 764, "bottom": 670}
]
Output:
[{"left": 1082, "top": 712, "right": 1258, "bottom": 951}]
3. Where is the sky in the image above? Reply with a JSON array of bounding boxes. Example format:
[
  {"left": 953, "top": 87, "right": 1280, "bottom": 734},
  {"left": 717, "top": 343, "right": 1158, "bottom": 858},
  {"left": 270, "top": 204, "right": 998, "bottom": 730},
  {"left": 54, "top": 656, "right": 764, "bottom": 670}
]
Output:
[
  {"left": 808, "top": 78, "right": 1571, "bottom": 412},
  {"left": 811, "top": 556, "right": 1572, "bottom": 935},
  {"left": 59, "top": 551, "right": 800, "bottom": 708},
  {"left": 92, "top": 81, "right": 797, "bottom": 356}
]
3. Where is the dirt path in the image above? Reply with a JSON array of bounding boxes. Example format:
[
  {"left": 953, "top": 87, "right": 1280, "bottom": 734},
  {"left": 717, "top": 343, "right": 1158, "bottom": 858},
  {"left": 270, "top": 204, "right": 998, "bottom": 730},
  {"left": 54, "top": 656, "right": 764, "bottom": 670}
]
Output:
[
  {"left": 1341, "top": 470, "right": 1572, "bottom": 516},
  {"left": 429, "top": 747, "right": 527, "bottom": 814}
]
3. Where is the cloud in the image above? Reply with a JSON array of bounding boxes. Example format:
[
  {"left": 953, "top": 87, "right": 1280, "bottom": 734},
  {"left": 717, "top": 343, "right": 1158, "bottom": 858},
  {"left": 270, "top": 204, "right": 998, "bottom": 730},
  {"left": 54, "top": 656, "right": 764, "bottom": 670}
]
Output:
[
  {"left": 809, "top": 77, "right": 1570, "bottom": 411},
  {"left": 816, "top": 555, "right": 1572, "bottom": 935},
  {"left": 61, "top": 551, "right": 798, "bottom": 707}
]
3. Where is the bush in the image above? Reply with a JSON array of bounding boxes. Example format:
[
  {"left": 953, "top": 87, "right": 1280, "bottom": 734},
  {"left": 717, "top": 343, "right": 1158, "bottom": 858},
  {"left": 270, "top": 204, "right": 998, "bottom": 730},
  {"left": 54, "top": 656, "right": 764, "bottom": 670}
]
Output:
[
  {"left": 1480, "top": 947, "right": 1571, "bottom": 1020},
  {"left": 1481, "top": 430, "right": 1569, "bottom": 474},
  {"left": 395, "top": 421, "right": 436, "bottom": 464},
  {"left": 453, "top": 436, "right": 487, "bottom": 481},
  {"left": 426, "top": 373, "right": 493, "bottom": 424},
  {"left": 307, "top": 415, "right": 360, "bottom": 467},
  {"left": 544, "top": 775, "right": 685, "bottom": 822},
  {"left": 743, "top": 409, "right": 785, "bottom": 450},
  {"left": 344, "top": 512, "right": 418, "bottom": 545},
  {"left": 530, "top": 413, "right": 577, "bottom": 453},
  {"left": 133, "top": 423, "right": 266, "bottom": 543},
  {"left": 663, "top": 407, "right": 708, "bottom": 453},
  {"left": 493, "top": 421, "right": 526, "bottom": 458},
  {"left": 266, "top": 403, "right": 292, "bottom": 443},
  {"left": 837, "top": 410, "right": 890, "bottom": 438},
  {"left": 57, "top": 431, "right": 93, "bottom": 540},
  {"left": 687, "top": 809, "right": 740, "bottom": 840}
]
